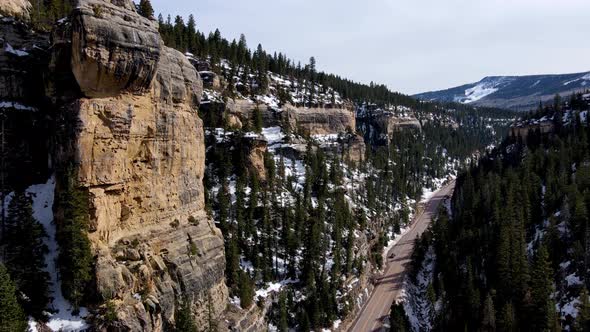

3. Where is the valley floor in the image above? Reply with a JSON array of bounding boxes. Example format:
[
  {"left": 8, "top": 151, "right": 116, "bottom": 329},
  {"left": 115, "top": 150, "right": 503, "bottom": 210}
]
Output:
[{"left": 348, "top": 181, "right": 455, "bottom": 332}]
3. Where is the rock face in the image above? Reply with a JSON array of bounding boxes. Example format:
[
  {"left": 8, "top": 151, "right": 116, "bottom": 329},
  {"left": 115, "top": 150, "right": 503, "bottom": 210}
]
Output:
[
  {"left": 245, "top": 137, "right": 268, "bottom": 181},
  {"left": 373, "top": 113, "right": 421, "bottom": 135},
  {"left": 0, "top": 17, "right": 48, "bottom": 105},
  {"left": 0, "top": 17, "right": 51, "bottom": 188},
  {"left": 50, "top": 0, "right": 227, "bottom": 330},
  {"left": 284, "top": 104, "right": 356, "bottom": 135},
  {"left": 0, "top": 0, "right": 30, "bottom": 19},
  {"left": 70, "top": 0, "right": 161, "bottom": 97},
  {"left": 358, "top": 111, "right": 421, "bottom": 145},
  {"left": 510, "top": 120, "right": 555, "bottom": 139}
]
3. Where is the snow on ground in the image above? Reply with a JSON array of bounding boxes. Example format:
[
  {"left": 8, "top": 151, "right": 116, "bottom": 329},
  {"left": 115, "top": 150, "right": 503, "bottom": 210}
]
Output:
[
  {"left": 4, "top": 43, "right": 29, "bottom": 56},
  {"left": 261, "top": 126, "right": 285, "bottom": 145},
  {"left": 382, "top": 225, "right": 410, "bottom": 265},
  {"left": 565, "top": 273, "right": 583, "bottom": 287},
  {"left": 255, "top": 279, "right": 298, "bottom": 300},
  {"left": 399, "top": 247, "right": 437, "bottom": 331},
  {"left": 463, "top": 84, "right": 498, "bottom": 103},
  {"left": 420, "top": 176, "right": 451, "bottom": 203},
  {"left": 559, "top": 297, "right": 580, "bottom": 319},
  {"left": 0, "top": 100, "right": 37, "bottom": 111},
  {"left": 26, "top": 176, "right": 89, "bottom": 332}
]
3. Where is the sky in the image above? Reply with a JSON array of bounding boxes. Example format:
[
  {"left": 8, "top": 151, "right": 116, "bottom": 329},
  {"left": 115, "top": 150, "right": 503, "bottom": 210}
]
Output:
[{"left": 150, "top": 0, "right": 590, "bottom": 95}]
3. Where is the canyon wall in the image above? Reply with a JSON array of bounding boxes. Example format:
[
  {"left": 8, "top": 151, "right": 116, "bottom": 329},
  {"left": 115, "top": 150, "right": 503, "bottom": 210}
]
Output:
[{"left": 49, "top": 0, "right": 227, "bottom": 329}]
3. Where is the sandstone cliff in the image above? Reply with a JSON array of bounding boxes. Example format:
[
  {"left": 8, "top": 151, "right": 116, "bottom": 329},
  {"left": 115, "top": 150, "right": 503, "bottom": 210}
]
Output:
[
  {"left": 283, "top": 103, "right": 356, "bottom": 135},
  {"left": 49, "top": 0, "right": 227, "bottom": 330},
  {"left": 0, "top": 0, "right": 30, "bottom": 19}
]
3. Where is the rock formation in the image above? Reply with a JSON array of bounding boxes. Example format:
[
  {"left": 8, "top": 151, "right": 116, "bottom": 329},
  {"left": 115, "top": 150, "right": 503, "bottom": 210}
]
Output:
[
  {"left": 0, "top": 16, "right": 51, "bottom": 188},
  {"left": 48, "top": 0, "right": 227, "bottom": 330},
  {"left": 70, "top": 0, "right": 161, "bottom": 98},
  {"left": 358, "top": 110, "right": 422, "bottom": 145},
  {"left": 0, "top": 0, "right": 30, "bottom": 19},
  {"left": 284, "top": 103, "right": 356, "bottom": 135}
]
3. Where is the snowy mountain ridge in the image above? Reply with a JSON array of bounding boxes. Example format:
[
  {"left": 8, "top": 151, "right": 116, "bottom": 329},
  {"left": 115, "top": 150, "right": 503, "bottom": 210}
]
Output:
[{"left": 415, "top": 71, "right": 590, "bottom": 111}]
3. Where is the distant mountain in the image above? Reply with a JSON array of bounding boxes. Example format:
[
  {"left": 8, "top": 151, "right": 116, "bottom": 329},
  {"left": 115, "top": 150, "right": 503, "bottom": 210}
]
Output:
[{"left": 414, "top": 71, "right": 590, "bottom": 111}]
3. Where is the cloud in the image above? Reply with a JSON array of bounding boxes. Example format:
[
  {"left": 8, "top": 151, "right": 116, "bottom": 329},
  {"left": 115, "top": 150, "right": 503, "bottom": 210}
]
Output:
[{"left": 151, "top": 0, "right": 590, "bottom": 94}]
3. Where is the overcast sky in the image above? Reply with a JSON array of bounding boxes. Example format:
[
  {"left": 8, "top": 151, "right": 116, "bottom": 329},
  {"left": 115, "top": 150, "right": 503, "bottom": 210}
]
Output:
[{"left": 150, "top": 0, "right": 590, "bottom": 95}]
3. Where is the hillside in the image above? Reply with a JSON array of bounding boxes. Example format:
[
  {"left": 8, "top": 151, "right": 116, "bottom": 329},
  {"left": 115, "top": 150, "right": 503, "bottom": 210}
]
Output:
[
  {"left": 415, "top": 72, "right": 590, "bottom": 111},
  {"left": 396, "top": 93, "right": 590, "bottom": 331},
  {"left": 0, "top": 0, "right": 517, "bottom": 331}
]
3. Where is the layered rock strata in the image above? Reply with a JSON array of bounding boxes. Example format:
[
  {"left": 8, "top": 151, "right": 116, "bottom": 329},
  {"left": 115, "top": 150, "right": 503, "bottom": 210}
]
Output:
[{"left": 50, "top": 0, "right": 227, "bottom": 329}]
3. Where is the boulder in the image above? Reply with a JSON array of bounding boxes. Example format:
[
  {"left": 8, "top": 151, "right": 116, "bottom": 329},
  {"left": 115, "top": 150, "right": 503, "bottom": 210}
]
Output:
[{"left": 70, "top": 0, "right": 161, "bottom": 97}]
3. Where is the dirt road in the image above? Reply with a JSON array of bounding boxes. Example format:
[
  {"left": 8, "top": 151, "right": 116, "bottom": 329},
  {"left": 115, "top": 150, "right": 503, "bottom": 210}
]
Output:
[{"left": 349, "top": 181, "right": 455, "bottom": 332}]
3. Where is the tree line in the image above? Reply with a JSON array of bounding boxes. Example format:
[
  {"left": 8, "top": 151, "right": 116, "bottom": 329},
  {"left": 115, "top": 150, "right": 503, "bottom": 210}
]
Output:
[{"left": 395, "top": 93, "right": 590, "bottom": 331}]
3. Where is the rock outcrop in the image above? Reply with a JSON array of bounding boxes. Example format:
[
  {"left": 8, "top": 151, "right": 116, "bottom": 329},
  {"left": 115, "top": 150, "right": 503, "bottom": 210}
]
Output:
[
  {"left": 0, "top": 17, "right": 51, "bottom": 188},
  {"left": 245, "top": 137, "right": 268, "bottom": 181},
  {"left": 50, "top": 0, "right": 227, "bottom": 330},
  {"left": 358, "top": 111, "right": 422, "bottom": 145},
  {"left": 373, "top": 113, "right": 421, "bottom": 135},
  {"left": 0, "top": 0, "right": 30, "bottom": 19},
  {"left": 284, "top": 104, "right": 356, "bottom": 135},
  {"left": 70, "top": 0, "right": 161, "bottom": 98},
  {"left": 510, "top": 119, "right": 555, "bottom": 139}
]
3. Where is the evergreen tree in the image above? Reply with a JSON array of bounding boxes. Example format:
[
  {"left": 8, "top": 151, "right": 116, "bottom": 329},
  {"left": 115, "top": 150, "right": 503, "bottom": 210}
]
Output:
[
  {"left": 175, "top": 297, "right": 198, "bottom": 332},
  {"left": 3, "top": 191, "right": 50, "bottom": 319},
  {"left": 253, "top": 105, "right": 263, "bottom": 133},
  {"left": 186, "top": 14, "right": 197, "bottom": 53},
  {"left": 57, "top": 171, "right": 93, "bottom": 310},
  {"left": 137, "top": 0, "right": 154, "bottom": 18},
  {"left": 238, "top": 271, "right": 254, "bottom": 309},
  {"left": 530, "top": 244, "right": 554, "bottom": 330},
  {"left": 576, "top": 286, "right": 590, "bottom": 332},
  {"left": 481, "top": 292, "right": 496, "bottom": 332},
  {"left": 389, "top": 303, "right": 410, "bottom": 332},
  {"left": 278, "top": 291, "right": 289, "bottom": 332},
  {"left": 0, "top": 264, "right": 27, "bottom": 332},
  {"left": 498, "top": 302, "right": 516, "bottom": 332}
]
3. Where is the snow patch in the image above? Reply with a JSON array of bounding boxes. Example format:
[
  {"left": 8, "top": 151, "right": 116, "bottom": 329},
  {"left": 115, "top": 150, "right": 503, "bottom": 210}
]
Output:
[
  {"left": 0, "top": 100, "right": 37, "bottom": 111},
  {"left": 26, "top": 177, "right": 89, "bottom": 332},
  {"left": 4, "top": 43, "right": 29, "bottom": 56}
]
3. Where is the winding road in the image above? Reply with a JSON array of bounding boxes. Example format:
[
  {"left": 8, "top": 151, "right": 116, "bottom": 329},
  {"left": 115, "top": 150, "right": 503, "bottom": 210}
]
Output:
[{"left": 349, "top": 181, "right": 455, "bottom": 332}]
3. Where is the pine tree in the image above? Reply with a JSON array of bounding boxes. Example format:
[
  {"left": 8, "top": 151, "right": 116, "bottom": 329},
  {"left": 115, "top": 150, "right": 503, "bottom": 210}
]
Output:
[
  {"left": 389, "top": 303, "right": 410, "bottom": 332},
  {"left": 3, "top": 191, "right": 50, "bottom": 319},
  {"left": 57, "top": 171, "right": 93, "bottom": 310},
  {"left": 186, "top": 15, "right": 197, "bottom": 54},
  {"left": 481, "top": 292, "right": 496, "bottom": 332},
  {"left": 0, "top": 264, "right": 27, "bottom": 332},
  {"left": 576, "top": 286, "right": 590, "bottom": 332},
  {"left": 175, "top": 297, "right": 197, "bottom": 332},
  {"left": 137, "top": 0, "right": 154, "bottom": 18},
  {"left": 238, "top": 271, "right": 254, "bottom": 309},
  {"left": 278, "top": 291, "right": 289, "bottom": 332},
  {"left": 498, "top": 302, "right": 516, "bottom": 332},
  {"left": 530, "top": 244, "right": 554, "bottom": 330},
  {"left": 253, "top": 105, "right": 263, "bottom": 133}
]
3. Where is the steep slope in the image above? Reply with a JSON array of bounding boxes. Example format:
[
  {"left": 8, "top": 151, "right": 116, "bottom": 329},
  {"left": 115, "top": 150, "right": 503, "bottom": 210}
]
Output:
[
  {"left": 397, "top": 94, "right": 590, "bottom": 331},
  {"left": 415, "top": 72, "right": 590, "bottom": 111}
]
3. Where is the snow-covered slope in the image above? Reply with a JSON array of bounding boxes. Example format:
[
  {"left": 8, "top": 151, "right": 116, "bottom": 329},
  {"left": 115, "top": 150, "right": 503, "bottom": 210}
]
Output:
[
  {"left": 26, "top": 177, "right": 89, "bottom": 332},
  {"left": 415, "top": 71, "right": 590, "bottom": 111}
]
